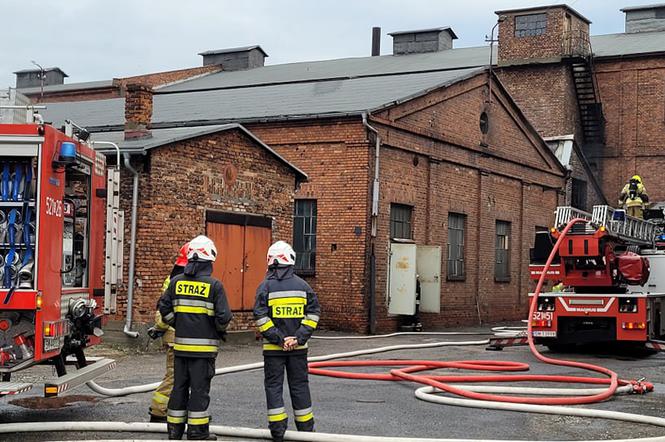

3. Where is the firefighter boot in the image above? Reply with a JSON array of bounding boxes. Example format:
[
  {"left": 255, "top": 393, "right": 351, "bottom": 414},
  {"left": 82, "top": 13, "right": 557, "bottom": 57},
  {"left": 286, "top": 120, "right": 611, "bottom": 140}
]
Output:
[
  {"left": 295, "top": 418, "right": 315, "bottom": 432},
  {"left": 186, "top": 423, "right": 217, "bottom": 440},
  {"left": 167, "top": 422, "right": 185, "bottom": 440}
]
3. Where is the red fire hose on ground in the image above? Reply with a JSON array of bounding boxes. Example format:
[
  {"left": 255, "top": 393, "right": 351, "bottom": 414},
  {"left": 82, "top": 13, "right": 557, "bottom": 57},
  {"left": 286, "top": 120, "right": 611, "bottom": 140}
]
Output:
[{"left": 309, "top": 218, "right": 653, "bottom": 406}]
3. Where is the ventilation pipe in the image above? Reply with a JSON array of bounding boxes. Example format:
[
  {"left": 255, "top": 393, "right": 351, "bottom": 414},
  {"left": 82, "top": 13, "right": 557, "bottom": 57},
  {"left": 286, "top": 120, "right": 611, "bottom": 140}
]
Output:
[{"left": 122, "top": 153, "right": 139, "bottom": 338}]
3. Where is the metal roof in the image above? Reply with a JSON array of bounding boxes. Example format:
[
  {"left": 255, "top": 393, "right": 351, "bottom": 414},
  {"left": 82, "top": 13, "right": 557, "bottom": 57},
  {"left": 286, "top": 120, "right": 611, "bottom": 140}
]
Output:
[
  {"left": 621, "top": 3, "right": 665, "bottom": 11},
  {"left": 89, "top": 124, "right": 307, "bottom": 179},
  {"left": 13, "top": 67, "right": 69, "bottom": 76},
  {"left": 18, "top": 80, "right": 114, "bottom": 95},
  {"left": 42, "top": 97, "right": 123, "bottom": 128},
  {"left": 388, "top": 27, "right": 458, "bottom": 39},
  {"left": 591, "top": 31, "right": 665, "bottom": 57},
  {"left": 161, "top": 46, "right": 491, "bottom": 93},
  {"left": 37, "top": 29, "right": 665, "bottom": 131},
  {"left": 198, "top": 45, "right": 268, "bottom": 57},
  {"left": 495, "top": 4, "right": 591, "bottom": 24},
  {"left": 41, "top": 67, "right": 487, "bottom": 129}
]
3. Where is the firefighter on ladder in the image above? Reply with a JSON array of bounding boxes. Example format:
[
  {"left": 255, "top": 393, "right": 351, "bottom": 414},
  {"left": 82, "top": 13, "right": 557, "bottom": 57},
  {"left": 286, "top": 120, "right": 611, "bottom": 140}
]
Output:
[
  {"left": 619, "top": 175, "right": 649, "bottom": 219},
  {"left": 147, "top": 242, "right": 189, "bottom": 423},
  {"left": 158, "top": 235, "right": 233, "bottom": 440},
  {"left": 253, "top": 241, "right": 321, "bottom": 442}
]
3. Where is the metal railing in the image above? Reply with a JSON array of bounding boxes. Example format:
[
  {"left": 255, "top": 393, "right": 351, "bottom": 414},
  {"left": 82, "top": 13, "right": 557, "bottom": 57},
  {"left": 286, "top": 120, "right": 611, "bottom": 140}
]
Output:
[
  {"left": 555, "top": 206, "right": 592, "bottom": 228},
  {"left": 592, "top": 205, "right": 657, "bottom": 244},
  {"left": 562, "top": 30, "right": 591, "bottom": 58}
]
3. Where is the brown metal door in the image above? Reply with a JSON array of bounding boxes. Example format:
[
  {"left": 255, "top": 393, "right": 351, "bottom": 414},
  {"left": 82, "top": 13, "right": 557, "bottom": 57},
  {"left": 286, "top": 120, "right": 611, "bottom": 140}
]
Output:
[
  {"left": 242, "top": 225, "right": 271, "bottom": 310},
  {"left": 207, "top": 222, "right": 245, "bottom": 310}
]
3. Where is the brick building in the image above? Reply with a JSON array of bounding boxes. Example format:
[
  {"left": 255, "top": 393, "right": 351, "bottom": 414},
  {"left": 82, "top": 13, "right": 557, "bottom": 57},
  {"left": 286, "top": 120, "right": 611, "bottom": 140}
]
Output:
[
  {"left": 89, "top": 87, "right": 306, "bottom": 331},
  {"left": 30, "top": 3, "right": 665, "bottom": 333}
]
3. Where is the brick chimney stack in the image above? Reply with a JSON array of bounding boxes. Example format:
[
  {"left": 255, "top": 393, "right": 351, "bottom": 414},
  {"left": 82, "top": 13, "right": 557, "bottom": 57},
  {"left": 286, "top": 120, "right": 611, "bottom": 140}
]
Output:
[{"left": 124, "top": 83, "right": 153, "bottom": 140}]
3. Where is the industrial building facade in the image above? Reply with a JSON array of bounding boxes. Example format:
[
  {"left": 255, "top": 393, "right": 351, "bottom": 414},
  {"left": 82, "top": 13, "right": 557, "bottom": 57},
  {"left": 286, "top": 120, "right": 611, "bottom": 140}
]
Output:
[{"left": 23, "top": 3, "right": 665, "bottom": 333}]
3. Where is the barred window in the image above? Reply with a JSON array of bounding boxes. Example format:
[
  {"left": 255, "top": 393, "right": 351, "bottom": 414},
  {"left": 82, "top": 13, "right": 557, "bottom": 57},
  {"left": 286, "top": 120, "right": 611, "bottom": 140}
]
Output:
[
  {"left": 390, "top": 204, "right": 413, "bottom": 240},
  {"left": 294, "top": 200, "right": 316, "bottom": 274},
  {"left": 495, "top": 221, "right": 511, "bottom": 282},
  {"left": 515, "top": 13, "right": 547, "bottom": 37},
  {"left": 447, "top": 213, "right": 466, "bottom": 280}
]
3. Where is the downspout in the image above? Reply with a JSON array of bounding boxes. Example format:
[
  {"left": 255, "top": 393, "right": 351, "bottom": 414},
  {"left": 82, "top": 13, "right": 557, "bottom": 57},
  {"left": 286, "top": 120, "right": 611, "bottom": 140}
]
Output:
[
  {"left": 362, "top": 112, "right": 380, "bottom": 335},
  {"left": 122, "top": 153, "right": 140, "bottom": 338}
]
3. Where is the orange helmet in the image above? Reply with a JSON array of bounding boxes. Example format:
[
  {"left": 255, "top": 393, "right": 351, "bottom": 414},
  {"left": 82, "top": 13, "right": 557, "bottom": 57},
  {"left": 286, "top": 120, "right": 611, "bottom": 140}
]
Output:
[{"left": 174, "top": 242, "right": 189, "bottom": 267}]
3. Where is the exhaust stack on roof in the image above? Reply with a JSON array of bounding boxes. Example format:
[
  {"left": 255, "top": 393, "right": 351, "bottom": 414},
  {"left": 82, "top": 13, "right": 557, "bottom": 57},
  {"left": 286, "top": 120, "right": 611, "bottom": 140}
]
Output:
[
  {"left": 388, "top": 27, "right": 458, "bottom": 55},
  {"left": 198, "top": 45, "right": 268, "bottom": 71},
  {"left": 372, "top": 27, "right": 381, "bottom": 56},
  {"left": 621, "top": 4, "right": 665, "bottom": 33}
]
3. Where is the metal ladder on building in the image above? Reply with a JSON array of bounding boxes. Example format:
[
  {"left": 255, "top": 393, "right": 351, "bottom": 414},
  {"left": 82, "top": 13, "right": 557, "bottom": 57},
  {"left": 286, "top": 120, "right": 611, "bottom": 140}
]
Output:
[
  {"left": 555, "top": 205, "right": 657, "bottom": 246},
  {"left": 563, "top": 30, "right": 605, "bottom": 145}
]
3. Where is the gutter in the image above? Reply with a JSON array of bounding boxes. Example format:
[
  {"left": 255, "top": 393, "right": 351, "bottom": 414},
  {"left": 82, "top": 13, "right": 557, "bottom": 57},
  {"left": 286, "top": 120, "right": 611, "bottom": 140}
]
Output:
[
  {"left": 122, "top": 153, "right": 140, "bottom": 338},
  {"left": 362, "top": 112, "right": 380, "bottom": 335}
]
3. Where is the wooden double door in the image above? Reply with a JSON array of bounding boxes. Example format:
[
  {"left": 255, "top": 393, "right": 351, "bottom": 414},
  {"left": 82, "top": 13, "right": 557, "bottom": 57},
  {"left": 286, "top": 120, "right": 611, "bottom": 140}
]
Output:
[{"left": 206, "top": 212, "right": 272, "bottom": 311}]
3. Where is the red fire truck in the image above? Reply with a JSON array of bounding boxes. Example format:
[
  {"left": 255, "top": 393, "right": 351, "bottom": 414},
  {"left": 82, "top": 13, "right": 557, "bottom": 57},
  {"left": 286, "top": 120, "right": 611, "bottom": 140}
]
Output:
[
  {"left": 527, "top": 205, "right": 665, "bottom": 351},
  {"left": 0, "top": 117, "right": 119, "bottom": 397}
]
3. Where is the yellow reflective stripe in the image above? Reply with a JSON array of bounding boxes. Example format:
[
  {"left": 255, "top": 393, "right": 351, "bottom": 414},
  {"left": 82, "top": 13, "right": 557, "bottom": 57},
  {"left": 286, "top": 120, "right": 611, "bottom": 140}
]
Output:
[
  {"left": 268, "top": 297, "right": 307, "bottom": 307},
  {"left": 162, "top": 277, "right": 170, "bottom": 293},
  {"left": 167, "top": 416, "right": 186, "bottom": 424},
  {"left": 258, "top": 319, "right": 275, "bottom": 332},
  {"left": 173, "top": 344, "right": 218, "bottom": 353},
  {"left": 174, "top": 305, "right": 214, "bottom": 316},
  {"left": 263, "top": 343, "right": 308, "bottom": 351},
  {"left": 188, "top": 417, "right": 210, "bottom": 425},
  {"left": 302, "top": 319, "right": 318, "bottom": 329},
  {"left": 268, "top": 413, "right": 288, "bottom": 422},
  {"left": 295, "top": 412, "right": 314, "bottom": 422},
  {"left": 152, "top": 392, "right": 169, "bottom": 403}
]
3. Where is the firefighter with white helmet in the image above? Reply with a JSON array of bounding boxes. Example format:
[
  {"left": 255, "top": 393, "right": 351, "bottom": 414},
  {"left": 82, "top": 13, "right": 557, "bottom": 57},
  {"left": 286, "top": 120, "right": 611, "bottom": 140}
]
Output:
[
  {"left": 619, "top": 175, "right": 649, "bottom": 219},
  {"left": 158, "top": 235, "right": 233, "bottom": 440},
  {"left": 253, "top": 240, "right": 321, "bottom": 442}
]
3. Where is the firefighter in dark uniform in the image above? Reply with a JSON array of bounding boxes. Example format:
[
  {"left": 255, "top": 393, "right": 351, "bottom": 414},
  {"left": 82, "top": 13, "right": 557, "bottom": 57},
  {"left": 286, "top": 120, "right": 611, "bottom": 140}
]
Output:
[
  {"left": 158, "top": 235, "right": 233, "bottom": 440},
  {"left": 253, "top": 241, "right": 321, "bottom": 442}
]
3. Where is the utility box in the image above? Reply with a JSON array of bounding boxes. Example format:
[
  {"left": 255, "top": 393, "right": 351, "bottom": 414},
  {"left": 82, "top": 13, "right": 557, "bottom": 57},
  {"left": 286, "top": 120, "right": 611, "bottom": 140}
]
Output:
[{"left": 388, "top": 243, "right": 441, "bottom": 315}]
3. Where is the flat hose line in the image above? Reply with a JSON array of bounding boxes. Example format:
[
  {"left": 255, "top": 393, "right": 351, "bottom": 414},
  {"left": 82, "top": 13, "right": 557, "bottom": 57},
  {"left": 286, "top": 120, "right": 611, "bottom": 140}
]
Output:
[{"left": 3, "top": 219, "right": 663, "bottom": 441}]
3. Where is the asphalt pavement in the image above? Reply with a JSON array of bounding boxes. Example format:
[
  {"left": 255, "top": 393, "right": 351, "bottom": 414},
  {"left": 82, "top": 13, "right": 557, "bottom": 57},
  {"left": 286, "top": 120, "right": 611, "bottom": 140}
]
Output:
[{"left": 1, "top": 327, "right": 664, "bottom": 441}]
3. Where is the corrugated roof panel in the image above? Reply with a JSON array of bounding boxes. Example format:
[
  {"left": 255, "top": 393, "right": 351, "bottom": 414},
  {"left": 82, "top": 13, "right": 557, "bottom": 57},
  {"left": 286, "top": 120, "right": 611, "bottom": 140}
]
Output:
[{"left": 160, "top": 46, "right": 492, "bottom": 92}]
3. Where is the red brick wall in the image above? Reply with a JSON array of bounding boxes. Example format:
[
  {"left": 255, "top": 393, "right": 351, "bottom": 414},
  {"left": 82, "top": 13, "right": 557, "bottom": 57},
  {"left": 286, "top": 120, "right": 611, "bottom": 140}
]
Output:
[
  {"left": 113, "top": 129, "right": 297, "bottom": 330},
  {"left": 497, "top": 7, "right": 589, "bottom": 64},
  {"left": 370, "top": 75, "right": 563, "bottom": 330},
  {"left": 594, "top": 56, "right": 665, "bottom": 203},
  {"left": 497, "top": 64, "right": 580, "bottom": 140},
  {"left": 247, "top": 120, "right": 372, "bottom": 332}
]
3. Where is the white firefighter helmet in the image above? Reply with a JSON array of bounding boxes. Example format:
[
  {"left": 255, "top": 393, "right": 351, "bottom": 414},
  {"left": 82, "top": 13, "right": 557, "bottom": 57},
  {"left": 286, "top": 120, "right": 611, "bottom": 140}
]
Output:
[
  {"left": 187, "top": 235, "right": 217, "bottom": 262},
  {"left": 267, "top": 241, "right": 296, "bottom": 267}
]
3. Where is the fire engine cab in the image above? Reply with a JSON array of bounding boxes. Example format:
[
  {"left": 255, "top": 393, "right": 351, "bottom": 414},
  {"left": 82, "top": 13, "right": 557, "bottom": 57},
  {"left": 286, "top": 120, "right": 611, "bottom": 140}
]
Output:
[
  {"left": 0, "top": 115, "right": 121, "bottom": 398},
  {"left": 528, "top": 205, "right": 665, "bottom": 351}
]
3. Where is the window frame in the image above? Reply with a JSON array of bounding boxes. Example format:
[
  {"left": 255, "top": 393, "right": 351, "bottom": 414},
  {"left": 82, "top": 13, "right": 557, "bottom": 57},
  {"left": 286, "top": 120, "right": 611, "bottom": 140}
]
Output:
[
  {"left": 571, "top": 178, "right": 588, "bottom": 211},
  {"left": 293, "top": 199, "right": 317, "bottom": 276},
  {"left": 514, "top": 13, "right": 548, "bottom": 38},
  {"left": 447, "top": 213, "right": 466, "bottom": 281},
  {"left": 390, "top": 203, "right": 413, "bottom": 240},
  {"left": 495, "top": 220, "right": 511, "bottom": 283}
]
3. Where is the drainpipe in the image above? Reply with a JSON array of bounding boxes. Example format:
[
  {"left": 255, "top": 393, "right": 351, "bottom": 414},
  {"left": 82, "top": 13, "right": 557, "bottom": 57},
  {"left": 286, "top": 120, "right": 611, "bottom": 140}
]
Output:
[
  {"left": 362, "top": 112, "right": 381, "bottom": 334},
  {"left": 122, "top": 153, "right": 140, "bottom": 338}
]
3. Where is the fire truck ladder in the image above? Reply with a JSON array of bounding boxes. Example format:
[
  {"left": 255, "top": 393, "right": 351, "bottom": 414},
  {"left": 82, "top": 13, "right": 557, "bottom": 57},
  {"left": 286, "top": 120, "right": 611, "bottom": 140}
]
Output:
[{"left": 554, "top": 205, "right": 657, "bottom": 246}]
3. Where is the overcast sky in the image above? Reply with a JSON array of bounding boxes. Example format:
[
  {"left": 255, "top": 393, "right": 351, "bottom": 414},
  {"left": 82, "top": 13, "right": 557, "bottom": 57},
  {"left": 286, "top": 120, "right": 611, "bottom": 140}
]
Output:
[{"left": 1, "top": 0, "right": 657, "bottom": 88}]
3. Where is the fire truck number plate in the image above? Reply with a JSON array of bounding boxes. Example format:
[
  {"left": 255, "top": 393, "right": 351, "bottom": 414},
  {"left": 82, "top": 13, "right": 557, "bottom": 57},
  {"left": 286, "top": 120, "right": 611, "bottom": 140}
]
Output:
[
  {"left": 44, "top": 337, "right": 63, "bottom": 352},
  {"left": 532, "top": 331, "right": 557, "bottom": 337},
  {"left": 532, "top": 312, "right": 553, "bottom": 320}
]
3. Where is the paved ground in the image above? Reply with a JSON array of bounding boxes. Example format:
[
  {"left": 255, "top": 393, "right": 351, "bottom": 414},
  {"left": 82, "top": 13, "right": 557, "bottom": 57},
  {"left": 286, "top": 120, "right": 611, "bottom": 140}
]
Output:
[{"left": 1, "top": 327, "right": 664, "bottom": 441}]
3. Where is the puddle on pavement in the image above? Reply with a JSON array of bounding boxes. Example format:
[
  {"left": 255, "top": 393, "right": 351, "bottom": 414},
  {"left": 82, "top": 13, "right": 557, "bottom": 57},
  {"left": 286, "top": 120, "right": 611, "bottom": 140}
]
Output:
[{"left": 9, "top": 394, "right": 98, "bottom": 409}]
